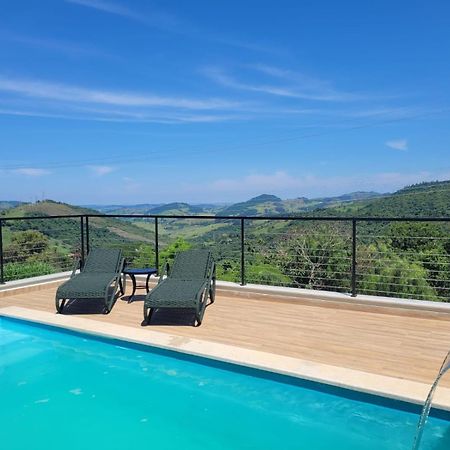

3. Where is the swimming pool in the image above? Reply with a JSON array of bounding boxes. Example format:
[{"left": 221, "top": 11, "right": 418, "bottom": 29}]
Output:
[{"left": 1, "top": 316, "right": 449, "bottom": 450}]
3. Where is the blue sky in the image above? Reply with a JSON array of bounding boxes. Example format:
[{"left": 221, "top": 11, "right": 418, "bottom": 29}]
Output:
[{"left": 0, "top": 0, "right": 449, "bottom": 204}]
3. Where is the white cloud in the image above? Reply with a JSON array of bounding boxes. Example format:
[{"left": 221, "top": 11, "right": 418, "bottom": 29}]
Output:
[
  {"left": 0, "top": 76, "right": 240, "bottom": 110},
  {"left": 386, "top": 139, "right": 408, "bottom": 151},
  {"left": 66, "top": 0, "right": 146, "bottom": 21},
  {"left": 1, "top": 31, "right": 112, "bottom": 59},
  {"left": 87, "top": 165, "right": 116, "bottom": 176},
  {"left": 66, "top": 0, "right": 180, "bottom": 31},
  {"left": 13, "top": 168, "right": 51, "bottom": 176},
  {"left": 203, "top": 66, "right": 363, "bottom": 102},
  {"left": 0, "top": 107, "right": 243, "bottom": 124}
]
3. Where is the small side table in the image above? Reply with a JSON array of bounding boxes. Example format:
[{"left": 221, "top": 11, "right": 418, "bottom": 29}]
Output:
[{"left": 122, "top": 268, "right": 157, "bottom": 303}]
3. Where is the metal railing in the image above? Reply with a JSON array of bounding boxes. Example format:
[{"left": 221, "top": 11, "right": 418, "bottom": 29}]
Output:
[{"left": 0, "top": 213, "right": 449, "bottom": 302}]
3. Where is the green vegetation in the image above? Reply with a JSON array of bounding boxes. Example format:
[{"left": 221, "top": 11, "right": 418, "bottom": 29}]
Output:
[{"left": 4, "top": 261, "right": 55, "bottom": 281}]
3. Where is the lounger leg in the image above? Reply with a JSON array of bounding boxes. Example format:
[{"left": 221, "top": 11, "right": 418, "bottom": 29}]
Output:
[
  {"left": 194, "top": 291, "right": 207, "bottom": 327},
  {"left": 143, "top": 306, "right": 154, "bottom": 325},
  {"left": 209, "top": 265, "right": 216, "bottom": 304},
  {"left": 104, "top": 277, "right": 121, "bottom": 314},
  {"left": 55, "top": 298, "right": 66, "bottom": 313}
]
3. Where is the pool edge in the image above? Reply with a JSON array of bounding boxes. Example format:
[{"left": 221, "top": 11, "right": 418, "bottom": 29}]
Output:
[{"left": 1, "top": 305, "right": 449, "bottom": 412}]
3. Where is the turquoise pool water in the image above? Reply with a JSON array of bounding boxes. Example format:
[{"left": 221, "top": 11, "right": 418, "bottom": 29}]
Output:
[{"left": 1, "top": 317, "right": 449, "bottom": 450}]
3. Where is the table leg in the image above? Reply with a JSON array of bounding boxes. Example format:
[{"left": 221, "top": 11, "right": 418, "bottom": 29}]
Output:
[
  {"left": 128, "top": 274, "right": 137, "bottom": 303},
  {"left": 145, "top": 273, "right": 152, "bottom": 293}
]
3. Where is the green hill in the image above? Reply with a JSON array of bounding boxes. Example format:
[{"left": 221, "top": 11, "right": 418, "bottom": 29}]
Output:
[
  {"left": 318, "top": 180, "right": 450, "bottom": 217},
  {"left": 84, "top": 203, "right": 162, "bottom": 214},
  {"left": 148, "top": 202, "right": 206, "bottom": 215},
  {"left": 1, "top": 200, "right": 154, "bottom": 242},
  {"left": 218, "top": 194, "right": 285, "bottom": 216}
]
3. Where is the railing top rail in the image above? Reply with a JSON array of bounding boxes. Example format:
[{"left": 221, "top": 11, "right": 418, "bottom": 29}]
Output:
[
  {"left": 1, "top": 213, "right": 450, "bottom": 222},
  {"left": 0, "top": 214, "right": 85, "bottom": 221}
]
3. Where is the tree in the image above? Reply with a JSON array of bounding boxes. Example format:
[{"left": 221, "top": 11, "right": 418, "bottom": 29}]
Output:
[
  {"left": 268, "top": 224, "right": 352, "bottom": 291},
  {"left": 159, "top": 238, "right": 192, "bottom": 270},
  {"left": 131, "top": 244, "right": 156, "bottom": 267},
  {"left": 357, "top": 243, "right": 439, "bottom": 300}
]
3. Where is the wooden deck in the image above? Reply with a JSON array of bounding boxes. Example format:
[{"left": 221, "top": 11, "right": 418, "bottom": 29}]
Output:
[{"left": 2, "top": 281, "right": 450, "bottom": 388}]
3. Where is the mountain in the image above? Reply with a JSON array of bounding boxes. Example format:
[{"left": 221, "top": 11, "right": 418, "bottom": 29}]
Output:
[
  {"left": 218, "top": 194, "right": 285, "bottom": 216},
  {"left": 82, "top": 190, "right": 385, "bottom": 219},
  {"left": 85, "top": 202, "right": 226, "bottom": 215},
  {"left": 216, "top": 191, "right": 385, "bottom": 216},
  {"left": 83, "top": 203, "right": 162, "bottom": 214},
  {"left": 148, "top": 202, "right": 207, "bottom": 215}
]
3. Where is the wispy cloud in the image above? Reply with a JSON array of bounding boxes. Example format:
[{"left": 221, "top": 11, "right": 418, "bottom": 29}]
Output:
[
  {"left": 66, "top": 0, "right": 180, "bottom": 31},
  {"left": 0, "top": 106, "right": 247, "bottom": 125},
  {"left": 13, "top": 168, "right": 51, "bottom": 176},
  {"left": 66, "top": 0, "right": 276, "bottom": 55},
  {"left": 87, "top": 165, "right": 116, "bottom": 176},
  {"left": 0, "top": 31, "right": 113, "bottom": 59},
  {"left": 0, "top": 76, "right": 239, "bottom": 110},
  {"left": 203, "top": 65, "right": 364, "bottom": 102},
  {"left": 386, "top": 139, "right": 408, "bottom": 151},
  {"left": 66, "top": 0, "right": 146, "bottom": 21}
]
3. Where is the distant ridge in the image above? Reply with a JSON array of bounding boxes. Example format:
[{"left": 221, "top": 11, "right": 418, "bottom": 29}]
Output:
[
  {"left": 219, "top": 194, "right": 284, "bottom": 216},
  {"left": 148, "top": 202, "right": 206, "bottom": 215},
  {"left": 3, "top": 180, "right": 448, "bottom": 219}
]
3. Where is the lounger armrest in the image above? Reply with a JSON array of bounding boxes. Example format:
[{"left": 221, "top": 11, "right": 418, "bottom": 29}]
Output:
[
  {"left": 106, "top": 258, "right": 125, "bottom": 293},
  {"left": 118, "top": 257, "right": 125, "bottom": 274},
  {"left": 70, "top": 258, "right": 81, "bottom": 278},
  {"left": 158, "top": 261, "right": 170, "bottom": 284},
  {"left": 208, "top": 261, "right": 216, "bottom": 285}
]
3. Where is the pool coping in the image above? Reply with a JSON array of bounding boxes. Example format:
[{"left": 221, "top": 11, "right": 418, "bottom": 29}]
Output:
[{"left": 1, "top": 305, "right": 450, "bottom": 412}]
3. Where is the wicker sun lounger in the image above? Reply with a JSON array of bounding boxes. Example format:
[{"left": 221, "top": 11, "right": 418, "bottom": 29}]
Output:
[
  {"left": 55, "top": 248, "right": 124, "bottom": 314},
  {"left": 143, "top": 249, "right": 216, "bottom": 327}
]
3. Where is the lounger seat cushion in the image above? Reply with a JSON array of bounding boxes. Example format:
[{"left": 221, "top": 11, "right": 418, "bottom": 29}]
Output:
[
  {"left": 146, "top": 279, "right": 207, "bottom": 308},
  {"left": 57, "top": 273, "right": 117, "bottom": 299}
]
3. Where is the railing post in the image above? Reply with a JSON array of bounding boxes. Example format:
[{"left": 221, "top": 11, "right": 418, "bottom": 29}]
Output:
[
  {"left": 351, "top": 219, "right": 357, "bottom": 297},
  {"left": 80, "top": 216, "right": 85, "bottom": 266},
  {"left": 0, "top": 219, "right": 4, "bottom": 284},
  {"left": 154, "top": 217, "right": 159, "bottom": 275},
  {"left": 85, "top": 216, "right": 90, "bottom": 255},
  {"left": 240, "top": 218, "right": 246, "bottom": 286}
]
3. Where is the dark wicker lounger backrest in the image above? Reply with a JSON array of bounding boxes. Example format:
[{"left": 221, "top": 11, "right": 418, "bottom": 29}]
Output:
[
  {"left": 83, "top": 248, "right": 123, "bottom": 273},
  {"left": 170, "top": 249, "right": 212, "bottom": 280}
]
